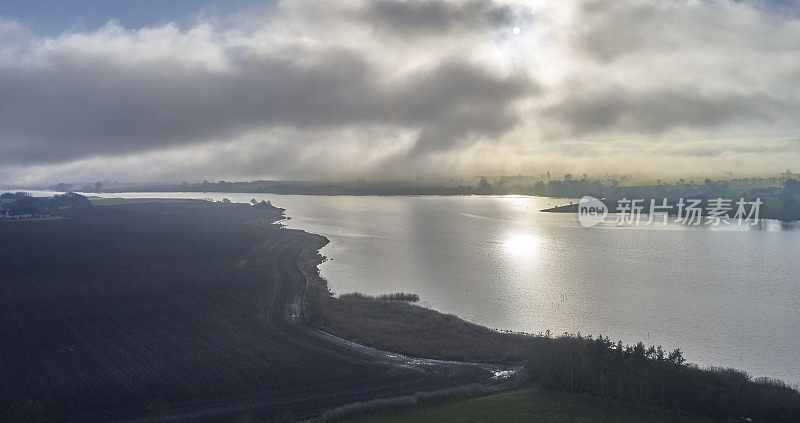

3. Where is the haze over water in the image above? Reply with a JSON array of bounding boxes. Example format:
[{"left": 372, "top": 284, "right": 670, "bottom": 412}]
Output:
[{"left": 13, "top": 191, "right": 800, "bottom": 385}]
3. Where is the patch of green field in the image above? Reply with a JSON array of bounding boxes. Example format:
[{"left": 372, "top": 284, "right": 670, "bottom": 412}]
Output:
[
  {"left": 88, "top": 197, "right": 194, "bottom": 206},
  {"left": 343, "top": 386, "right": 717, "bottom": 423}
]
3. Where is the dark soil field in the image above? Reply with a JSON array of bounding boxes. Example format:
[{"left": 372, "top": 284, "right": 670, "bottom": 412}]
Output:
[{"left": 0, "top": 201, "right": 508, "bottom": 422}]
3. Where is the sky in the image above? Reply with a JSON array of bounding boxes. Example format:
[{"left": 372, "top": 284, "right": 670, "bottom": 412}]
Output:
[{"left": 1, "top": 0, "right": 800, "bottom": 185}]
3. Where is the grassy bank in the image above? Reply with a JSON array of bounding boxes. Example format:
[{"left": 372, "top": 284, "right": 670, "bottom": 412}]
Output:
[
  {"left": 298, "top": 235, "right": 535, "bottom": 364},
  {"left": 341, "top": 386, "right": 716, "bottom": 423},
  {"left": 87, "top": 196, "right": 194, "bottom": 205}
]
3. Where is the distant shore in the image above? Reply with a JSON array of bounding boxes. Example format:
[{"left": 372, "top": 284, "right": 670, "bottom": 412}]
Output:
[{"left": 541, "top": 198, "right": 800, "bottom": 222}]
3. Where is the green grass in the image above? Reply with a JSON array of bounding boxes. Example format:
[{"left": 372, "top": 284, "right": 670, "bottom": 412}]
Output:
[
  {"left": 343, "top": 386, "right": 717, "bottom": 423},
  {"left": 87, "top": 197, "right": 194, "bottom": 206}
]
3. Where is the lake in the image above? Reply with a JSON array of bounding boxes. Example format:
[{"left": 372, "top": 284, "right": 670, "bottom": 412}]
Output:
[{"left": 8, "top": 191, "right": 800, "bottom": 385}]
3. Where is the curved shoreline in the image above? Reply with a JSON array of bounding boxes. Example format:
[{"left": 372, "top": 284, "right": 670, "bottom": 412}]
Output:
[
  {"left": 289, "top": 216, "right": 538, "bottom": 365},
  {"left": 0, "top": 200, "right": 519, "bottom": 422},
  {"left": 293, "top": 229, "right": 520, "bottom": 373},
  {"left": 210, "top": 212, "right": 521, "bottom": 420},
  {"left": 286, "top": 228, "right": 522, "bottom": 419}
]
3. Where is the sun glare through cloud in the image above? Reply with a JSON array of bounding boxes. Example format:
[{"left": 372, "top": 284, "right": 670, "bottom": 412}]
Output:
[{"left": 0, "top": 0, "right": 799, "bottom": 185}]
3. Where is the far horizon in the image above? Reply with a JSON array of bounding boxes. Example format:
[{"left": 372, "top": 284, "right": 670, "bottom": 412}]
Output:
[{"left": 3, "top": 169, "right": 798, "bottom": 193}]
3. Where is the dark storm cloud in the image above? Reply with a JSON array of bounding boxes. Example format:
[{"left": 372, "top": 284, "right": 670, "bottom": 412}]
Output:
[
  {"left": 568, "top": 0, "right": 800, "bottom": 63},
  {"left": 662, "top": 138, "right": 800, "bottom": 158},
  {"left": 361, "top": 0, "right": 519, "bottom": 36},
  {"left": 0, "top": 35, "right": 535, "bottom": 165},
  {"left": 545, "top": 86, "right": 789, "bottom": 136},
  {"left": 391, "top": 60, "right": 536, "bottom": 153}
]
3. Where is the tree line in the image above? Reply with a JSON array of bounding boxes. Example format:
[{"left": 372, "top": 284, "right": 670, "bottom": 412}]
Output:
[
  {"left": 0, "top": 192, "right": 91, "bottom": 218},
  {"left": 527, "top": 333, "right": 799, "bottom": 422}
]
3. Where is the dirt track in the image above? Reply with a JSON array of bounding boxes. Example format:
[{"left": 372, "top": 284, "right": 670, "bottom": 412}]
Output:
[{"left": 0, "top": 201, "right": 513, "bottom": 422}]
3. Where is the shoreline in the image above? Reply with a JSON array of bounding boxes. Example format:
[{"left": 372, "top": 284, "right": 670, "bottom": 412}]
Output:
[
  {"left": 291, "top": 226, "right": 529, "bottom": 419},
  {"left": 291, "top": 214, "right": 527, "bottom": 370},
  {"left": 286, "top": 207, "right": 800, "bottom": 422},
  {"left": 293, "top": 222, "right": 539, "bottom": 364}
]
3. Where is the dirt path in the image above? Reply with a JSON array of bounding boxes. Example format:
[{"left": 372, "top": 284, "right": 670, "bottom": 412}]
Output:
[{"left": 171, "top": 227, "right": 518, "bottom": 422}]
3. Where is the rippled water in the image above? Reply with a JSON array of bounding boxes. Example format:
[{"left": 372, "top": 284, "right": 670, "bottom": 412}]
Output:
[{"left": 10, "top": 191, "right": 800, "bottom": 384}]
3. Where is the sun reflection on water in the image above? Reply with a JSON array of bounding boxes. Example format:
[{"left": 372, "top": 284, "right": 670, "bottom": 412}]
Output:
[{"left": 504, "top": 233, "right": 541, "bottom": 258}]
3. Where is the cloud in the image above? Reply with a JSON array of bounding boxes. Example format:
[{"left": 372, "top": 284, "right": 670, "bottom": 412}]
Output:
[
  {"left": 360, "top": 0, "right": 519, "bottom": 36},
  {"left": 0, "top": 2, "right": 535, "bottom": 168},
  {"left": 544, "top": 85, "right": 789, "bottom": 136},
  {"left": 1, "top": 0, "right": 800, "bottom": 185}
]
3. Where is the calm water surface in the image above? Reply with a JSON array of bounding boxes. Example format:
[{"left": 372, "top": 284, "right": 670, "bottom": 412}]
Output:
[{"left": 11, "top": 191, "right": 800, "bottom": 384}]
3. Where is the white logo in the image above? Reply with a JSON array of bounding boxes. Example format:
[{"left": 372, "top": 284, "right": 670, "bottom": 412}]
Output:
[
  {"left": 577, "top": 196, "right": 762, "bottom": 228},
  {"left": 578, "top": 196, "right": 608, "bottom": 227}
]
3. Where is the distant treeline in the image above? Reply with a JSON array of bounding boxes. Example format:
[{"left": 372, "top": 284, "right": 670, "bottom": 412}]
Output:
[
  {"left": 83, "top": 180, "right": 476, "bottom": 196},
  {"left": 299, "top": 236, "right": 800, "bottom": 422},
  {"left": 0, "top": 192, "right": 90, "bottom": 218},
  {"left": 54, "top": 173, "right": 799, "bottom": 199},
  {"left": 545, "top": 178, "right": 800, "bottom": 221},
  {"left": 534, "top": 178, "right": 731, "bottom": 199}
]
